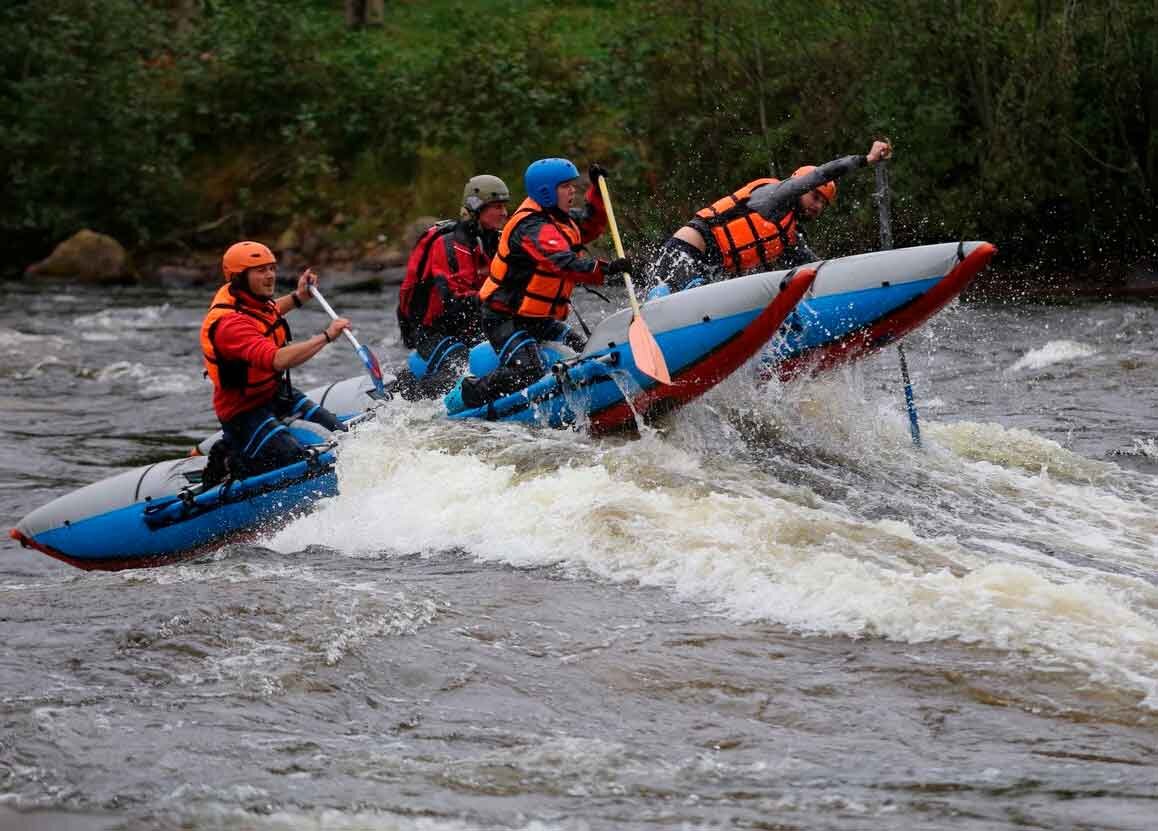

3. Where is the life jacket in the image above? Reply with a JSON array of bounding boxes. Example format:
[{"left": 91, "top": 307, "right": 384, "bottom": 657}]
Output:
[
  {"left": 200, "top": 283, "right": 291, "bottom": 415},
  {"left": 398, "top": 219, "right": 458, "bottom": 347},
  {"left": 694, "top": 178, "right": 799, "bottom": 274},
  {"left": 478, "top": 198, "right": 582, "bottom": 320}
]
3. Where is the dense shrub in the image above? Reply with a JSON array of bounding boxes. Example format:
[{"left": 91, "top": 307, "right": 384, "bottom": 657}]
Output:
[{"left": 2, "top": 0, "right": 1154, "bottom": 270}]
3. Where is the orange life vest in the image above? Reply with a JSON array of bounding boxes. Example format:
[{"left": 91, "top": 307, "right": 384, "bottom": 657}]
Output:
[
  {"left": 478, "top": 198, "right": 583, "bottom": 320},
  {"left": 200, "top": 283, "right": 290, "bottom": 399},
  {"left": 695, "top": 178, "right": 799, "bottom": 274}
]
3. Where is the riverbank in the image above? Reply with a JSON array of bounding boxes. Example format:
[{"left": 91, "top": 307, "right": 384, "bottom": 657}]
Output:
[{"left": 5, "top": 1, "right": 1155, "bottom": 291}]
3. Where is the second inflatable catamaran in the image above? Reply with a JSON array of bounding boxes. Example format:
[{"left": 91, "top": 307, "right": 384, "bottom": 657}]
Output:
[{"left": 762, "top": 240, "right": 996, "bottom": 379}]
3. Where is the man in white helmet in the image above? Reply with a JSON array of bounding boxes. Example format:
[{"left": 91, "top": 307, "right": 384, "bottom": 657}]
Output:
[{"left": 394, "top": 174, "right": 510, "bottom": 399}]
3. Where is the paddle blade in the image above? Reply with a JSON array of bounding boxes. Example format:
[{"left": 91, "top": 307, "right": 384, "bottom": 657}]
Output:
[
  {"left": 628, "top": 314, "right": 671, "bottom": 385},
  {"left": 357, "top": 344, "right": 386, "bottom": 394}
]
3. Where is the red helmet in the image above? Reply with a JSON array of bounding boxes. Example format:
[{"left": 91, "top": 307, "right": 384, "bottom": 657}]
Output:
[
  {"left": 792, "top": 165, "right": 837, "bottom": 205},
  {"left": 222, "top": 241, "right": 276, "bottom": 281}
]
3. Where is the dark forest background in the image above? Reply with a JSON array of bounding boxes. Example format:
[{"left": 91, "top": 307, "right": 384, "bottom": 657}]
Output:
[{"left": 2, "top": 0, "right": 1155, "bottom": 278}]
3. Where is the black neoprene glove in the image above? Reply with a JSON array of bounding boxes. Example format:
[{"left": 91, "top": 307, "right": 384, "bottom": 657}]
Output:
[
  {"left": 588, "top": 162, "right": 609, "bottom": 186},
  {"left": 604, "top": 256, "right": 633, "bottom": 276}
]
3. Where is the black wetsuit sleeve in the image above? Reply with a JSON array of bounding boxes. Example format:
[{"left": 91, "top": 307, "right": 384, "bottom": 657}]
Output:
[
  {"left": 748, "top": 154, "right": 867, "bottom": 221},
  {"left": 777, "top": 236, "right": 820, "bottom": 267}
]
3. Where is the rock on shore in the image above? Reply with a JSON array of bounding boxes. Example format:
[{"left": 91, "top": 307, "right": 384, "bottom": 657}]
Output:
[{"left": 26, "top": 230, "right": 130, "bottom": 282}]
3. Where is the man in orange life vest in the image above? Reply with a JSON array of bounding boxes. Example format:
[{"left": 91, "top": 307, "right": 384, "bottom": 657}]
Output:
[
  {"left": 201, "top": 242, "right": 350, "bottom": 480},
  {"left": 445, "top": 158, "right": 633, "bottom": 412},
  {"left": 646, "top": 140, "right": 892, "bottom": 296},
  {"left": 394, "top": 174, "right": 510, "bottom": 399}
]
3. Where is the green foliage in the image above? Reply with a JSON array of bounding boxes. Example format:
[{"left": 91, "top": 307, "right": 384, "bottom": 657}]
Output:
[
  {"left": 2, "top": 0, "right": 1155, "bottom": 269},
  {"left": 0, "top": 0, "right": 191, "bottom": 257}
]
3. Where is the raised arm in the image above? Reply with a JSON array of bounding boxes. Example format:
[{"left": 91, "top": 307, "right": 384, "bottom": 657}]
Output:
[{"left": 749, "top": 140, "right": 893, "bottom": 221}]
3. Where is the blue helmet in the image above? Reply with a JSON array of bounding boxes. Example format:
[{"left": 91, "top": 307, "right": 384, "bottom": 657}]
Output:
[{"left": 524, "top": 158, "right": 580, "bottom": 208}]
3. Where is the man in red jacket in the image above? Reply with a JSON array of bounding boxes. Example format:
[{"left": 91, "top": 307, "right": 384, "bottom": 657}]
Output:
[
  {"left": 201, "top": 241, "right": 350, "bottom": 481},
  {"left": 395, "top": 174, "right": 510, "bottom": 399}
]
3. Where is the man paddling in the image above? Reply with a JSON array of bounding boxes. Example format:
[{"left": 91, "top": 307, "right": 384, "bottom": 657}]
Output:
[
  {"left": 646, "top": 140, "right": 893, "bottom": 296},
  {"left": 200, "top": 241, "right": 349, "bottom": 482},
  {"left": 445, "top": 158, "right": 632, "bottom": 412},
  {"left": 394, "top": 174, "right": 511, "bottom": 399}
]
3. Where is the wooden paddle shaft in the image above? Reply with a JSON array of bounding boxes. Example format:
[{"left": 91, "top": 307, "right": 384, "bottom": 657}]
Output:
[{"left": 597, "top": 177, "right": 645, "bottom": 318}]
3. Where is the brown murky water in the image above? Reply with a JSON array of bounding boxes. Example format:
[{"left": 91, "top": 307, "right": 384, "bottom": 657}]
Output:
[{"left": 3, "top": 280, "right": 1156, "bottom": 830}]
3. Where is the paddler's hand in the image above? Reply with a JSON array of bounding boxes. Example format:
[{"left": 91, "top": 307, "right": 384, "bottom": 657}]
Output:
[
  {"left": 294, "top": 267, "right": 318, "bottom": 305},
  {"left": 321, "top": 318, "right": 350, "bottom": 344},
  {"left": 588, "top": 162, "right": 609, "bottom": 186},
  {"left": 867, "top": 140, "right": 892, "bottom": 165},
  {"left": 603, "top": 257, "right": 634, "bottom": 285}
]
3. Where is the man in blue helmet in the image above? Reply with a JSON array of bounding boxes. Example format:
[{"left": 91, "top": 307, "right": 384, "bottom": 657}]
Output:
[{"left": 446, "top": 158, "right": 632, "bottom": 411}]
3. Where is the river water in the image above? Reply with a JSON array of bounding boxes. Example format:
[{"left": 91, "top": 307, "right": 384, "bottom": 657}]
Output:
[{"left": 2, "top": 275, "right": 1156, "bottom": 831}]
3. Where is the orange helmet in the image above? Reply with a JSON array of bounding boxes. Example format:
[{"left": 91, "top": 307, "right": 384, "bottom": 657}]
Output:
[
  {"left": 792, "top": 165, "right": 837, "bottom": 205},
  {"left": 222, "top": 241, "right": 276, "bottom": 281}
]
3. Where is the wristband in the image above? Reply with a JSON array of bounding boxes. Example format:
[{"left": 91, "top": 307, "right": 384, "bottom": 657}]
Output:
[
  {"left": 321, "top": 329, "right": 332, "bottom": 343},
  {"left": 292, "top": 292, "right": 303, "bottom": 308}
]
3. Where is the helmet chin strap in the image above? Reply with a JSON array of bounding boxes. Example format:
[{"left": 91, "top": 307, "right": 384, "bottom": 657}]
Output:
[
  {"left": 230, "top": 271, "right": 267, "bottom": 301},
  {"left": 478, "top": 225, "right": 500, "bottom": 257}
]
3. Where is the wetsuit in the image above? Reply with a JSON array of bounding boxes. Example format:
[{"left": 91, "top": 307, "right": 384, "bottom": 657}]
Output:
[{"left": 647, "top": 154, "right": 869, "bottom": 294}]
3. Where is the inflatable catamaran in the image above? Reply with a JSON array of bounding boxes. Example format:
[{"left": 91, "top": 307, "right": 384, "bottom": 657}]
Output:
[
  {"left": 10, "top": 242, "right": 996, "bottom": 571},
  {"left": 10, "top": 262, "right": 820, "bottom": 570}
]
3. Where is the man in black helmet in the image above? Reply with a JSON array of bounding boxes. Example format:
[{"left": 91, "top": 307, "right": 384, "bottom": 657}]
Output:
[{"left": 394, "top": 174, "right": 511, "bottom": 399}]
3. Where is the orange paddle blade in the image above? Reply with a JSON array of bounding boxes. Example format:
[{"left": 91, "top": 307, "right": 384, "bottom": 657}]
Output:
[{"left": 628, "top": 314, "right": 671, "bottom": 385}]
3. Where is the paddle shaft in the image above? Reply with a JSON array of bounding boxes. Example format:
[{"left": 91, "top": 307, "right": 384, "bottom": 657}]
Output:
[
  {"left": 597, "top": 177, "right": 644, "bottom": 317},
  {"left": 875, "top": 163, "right": 894, "bottom": 252},
  {"left": 308, "top": 284, "right": 363, "bottom": 351},
  {"left": 594, "top": 176, "right": 671, "bottom": 384},
  {"left": 876, "top": 161, "right": 922, "bottom": 448}
]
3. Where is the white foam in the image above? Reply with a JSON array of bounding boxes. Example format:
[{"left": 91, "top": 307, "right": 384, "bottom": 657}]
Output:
[
  {"left": 257, "top": 365, "right": 1158, "bottom": 708},
  {"left": 1007, "top": 339, "right": 1096, "bottom": 372},
  {"left": 0, "top": 328, "right": 51, "bottom": 346},
  {"left": 170, "top": 805, "right": 555, "bottom": 830},
  {"left": 73, "top": 303, "right": 181, "bottom": 332},
  {"left": 266, "top": 418, "right": 1158, "bottom": 707},
  {"left": 93, "top": 360, "right": 200, "bottom": 397},
  {"left": 1122, "top": 437, "right": 1158, "bottom": 459}
]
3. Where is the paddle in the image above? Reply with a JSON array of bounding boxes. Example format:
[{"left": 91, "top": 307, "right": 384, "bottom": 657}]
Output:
[
  {"left": 596, "top": 177, "right": 671, "bottom": 385},
  {"left": 875, "top": 159, "right": 922, "bottom": 448},
  {"left": 307, "top": 284, "right": 388, "bottom": 399}
]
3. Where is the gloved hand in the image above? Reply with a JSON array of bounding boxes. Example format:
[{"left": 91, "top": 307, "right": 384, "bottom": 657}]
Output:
[
  {"left": 588, "top": 162, "right": 609, "bottom": 186},
  {"left": 604, "top": 256, "right": 633, "bottom": 277}
]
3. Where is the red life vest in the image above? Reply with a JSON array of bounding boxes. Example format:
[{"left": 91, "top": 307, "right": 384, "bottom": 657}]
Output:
[
  {"left": 200, "top": 284, "right": 290, "bottom": 420},
  {"left": 478, "top": 198, "right": 583, "bottom": 320},
  {"left": 695, "top": 178, "right": 799, "bottom": 274}
]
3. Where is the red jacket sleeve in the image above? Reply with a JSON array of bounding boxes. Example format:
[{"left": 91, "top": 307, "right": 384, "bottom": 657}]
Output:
[
  {"left": 213, "top": 314, "right": 279, "bottom": 371},
  {"left": 570, "top": 182, "right": 608, "bottom": 244},
  {"left": 513, "top": 214, "right": 606, "bottom": 286}
]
